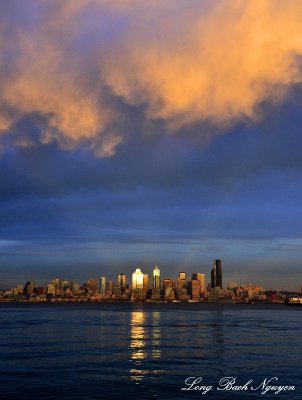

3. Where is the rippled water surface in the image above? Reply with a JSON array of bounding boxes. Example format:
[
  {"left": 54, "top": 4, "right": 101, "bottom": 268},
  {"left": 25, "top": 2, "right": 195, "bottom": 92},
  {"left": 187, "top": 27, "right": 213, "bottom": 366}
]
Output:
[{"left": 0, "top": 303, "right": 301, "bottom": 399}]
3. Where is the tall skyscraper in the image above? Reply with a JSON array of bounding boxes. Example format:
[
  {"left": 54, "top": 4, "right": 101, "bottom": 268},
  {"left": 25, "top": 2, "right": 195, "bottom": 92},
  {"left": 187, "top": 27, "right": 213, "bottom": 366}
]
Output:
[
  {"left": 211, "top": 259, "right": 222, "bottom": 289},
  {"left": 132, "top": 268, "right": 144, "bottom": 289},
  {"left": 153, "top": 265, "right": 160, "bottom": 289},
  {"left": 100, "top": 276, "right": 106, "bottom": 295},
  {"left": 152, "top": 265, "right": 161, "bottom": 299},
  {"left": 117, "top": 273, "right": 126, "bottom": 288},
  {"left": 143, "top": 274, "right": 149, "bottom": 291}
]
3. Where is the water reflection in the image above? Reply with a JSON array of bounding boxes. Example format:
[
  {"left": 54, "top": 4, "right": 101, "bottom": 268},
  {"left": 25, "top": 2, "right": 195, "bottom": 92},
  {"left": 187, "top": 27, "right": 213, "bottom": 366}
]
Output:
[
  {"left": 129, "top": 310, "right": 163, "bottom": 382},
  {"left": 150, "top": 312, "right": 161, "bottom": 359},
  {"left": 130, "top": 311, "right": 147, "bottom": 363}
]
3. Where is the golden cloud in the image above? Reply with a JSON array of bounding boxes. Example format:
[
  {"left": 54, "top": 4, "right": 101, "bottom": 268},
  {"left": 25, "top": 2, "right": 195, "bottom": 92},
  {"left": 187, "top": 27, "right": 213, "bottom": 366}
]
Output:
[{"left": 0, "top": 0, "right": 302, "bottom": 155}]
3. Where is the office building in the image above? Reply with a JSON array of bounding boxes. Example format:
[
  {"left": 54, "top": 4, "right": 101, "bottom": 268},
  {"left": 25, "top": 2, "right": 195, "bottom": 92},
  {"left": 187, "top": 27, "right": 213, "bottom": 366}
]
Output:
[
  {"left": 117, "top": 273, "right": 126, "bottom": 288},
  {"left": 143, "top": 274, "right": 149, "bottom": 291},
  {"left": 132, "top": 268, "right": 144, "bottom": 290},
  {"left": 153, "top": 265, "right": 160, "bottom": 289},
  {"left": 178, "top": 272, "right": 186, "bottom": 288},
  {"left": 152, "top": 265, "right": 161, "bottom": 299},
  {"left": 100, "top": 276, "right": 106, "bottom": 295},
  {"left": 191, "top": 279, "right": 200, "bottom": 300},
  {"left": 192, "top": 273, "right": 206, "bottom": 293},
  {"left": 211, "top": 259, "right": 222, "bottom": 289}
]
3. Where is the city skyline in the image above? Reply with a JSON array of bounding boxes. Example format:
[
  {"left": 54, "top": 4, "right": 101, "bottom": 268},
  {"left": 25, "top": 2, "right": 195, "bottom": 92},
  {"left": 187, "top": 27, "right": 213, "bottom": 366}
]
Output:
[
  {"left": 1, "top": 260, "right": 298, "bottom": 293},
  {"left": 0, "top": 1, "right": 302, "bottom": 291},
  {"left": 2, "top": 260, "right": 299, "bottom": 304}
]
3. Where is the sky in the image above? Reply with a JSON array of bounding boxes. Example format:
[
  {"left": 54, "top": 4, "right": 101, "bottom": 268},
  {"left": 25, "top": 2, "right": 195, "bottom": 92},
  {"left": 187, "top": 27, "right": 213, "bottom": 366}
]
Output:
[{"left": 1, "top": 0, "right": 302, "bottom": 290}]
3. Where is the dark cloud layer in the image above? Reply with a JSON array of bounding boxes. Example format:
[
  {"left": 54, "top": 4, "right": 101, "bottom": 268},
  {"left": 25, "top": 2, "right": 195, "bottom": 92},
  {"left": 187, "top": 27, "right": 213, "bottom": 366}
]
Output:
[{"left": 1, "top": 102, "right": 302, "bottom": 289}]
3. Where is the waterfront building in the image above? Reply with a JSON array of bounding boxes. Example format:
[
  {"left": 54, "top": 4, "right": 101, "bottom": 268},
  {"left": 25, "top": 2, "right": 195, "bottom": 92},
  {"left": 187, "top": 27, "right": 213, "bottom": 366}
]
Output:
[
  {"left": 153, "top": 265, "right": 160, "bottom": 289},
  {"left": 211, "top": 259, "right": 222, "bottom": 289},
  {"left": 100, "top": 276, "right": 106, "bottom": 295},
  {"left": 188, "top": 279, "right": 200, "bottom": 300},
  {"left": 163, "top": 278, "right": 172, "bottom": 291},
  {"left": 164, "top": 286, "right": 175, "bottom": 301},
  {"left": 71, "top": 282, "right": 80, "bottom": 295},
  {"left": 178, "top": 272, "right": 186, "bottom": 289},
  {"left": 132, "top": 268, "right": 144, "bottom": 289},
  {"left": 191, "top": 279, "right": 201, "bottom": 300},
  {"left": 152, "top": 265, "right": 161, "bottom": 299},
  {"left": 107, "top": 279, "right": 115, "bottom": 296},
  {"left": 192, "top": 273, "right": 206, "bottom": 294},
  {"left": 228, "top": 282, "right": 238, "bottom": 290},
  {"left": 24, "top": 281, "right": 35, "bottom": 296},
  {"left": 143, "top": 274, "right": 149, "bottom": 291},
  {"left": 117, "top": 273, "right": 126, "bottom": 288},
  {"left": 17, "top": 284, "right": 24, "bottom": 294},
  {"left": 87, "top": 278, "right": 98, "bottom": 293}
]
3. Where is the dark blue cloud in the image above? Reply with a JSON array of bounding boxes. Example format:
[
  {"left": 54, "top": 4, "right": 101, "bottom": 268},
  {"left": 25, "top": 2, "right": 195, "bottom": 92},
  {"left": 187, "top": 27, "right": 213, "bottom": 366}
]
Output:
[{"left": 1, "top": 101, "right": 302, "bottom": 289}]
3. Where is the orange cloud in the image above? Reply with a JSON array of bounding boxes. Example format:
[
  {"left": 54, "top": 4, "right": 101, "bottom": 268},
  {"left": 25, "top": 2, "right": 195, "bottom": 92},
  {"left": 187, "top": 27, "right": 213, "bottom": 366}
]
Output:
[
  {"left": 0, "top": 0, "right": 302, "bottom": 155},
  {"left": 103, "top": 0, "right": 302, "bottom": 129}
]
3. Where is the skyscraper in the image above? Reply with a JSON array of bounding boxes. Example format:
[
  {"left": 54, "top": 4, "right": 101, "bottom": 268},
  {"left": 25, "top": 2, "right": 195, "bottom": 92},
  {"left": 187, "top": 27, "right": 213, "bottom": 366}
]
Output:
[
  {"left": 190, "top": 279, "right": 200, "bottom": 301},
  {"left": 152, "top": 265, "right": 161, "bottom": 299},
  {"left": 143, "top": 274, "right": 149, "bottom": 291},
  {"left": 107, "top": 279, "right": 115, "bottom": 296},
  {"left": 100, "top": 276, "right": 106, "bottom": 295},
  {"left": 131, "top": 268, "right": 146, "bottom": 300},
  {"left": 132, "top": 268, "right": 144, "bottom": 289},
  {"left": 211, "top": 259, "right": 222, "bottom": 289},
  {"left": 178, "top": 272, "right": 186, "bottom": 288},
  {"left": 88, "top": 278, "right": 98, "bottom": 293},
  {"left": 191, "top": 273, "right": 206, "bottom": 294},
  {"left": 153, "top": 265, "right": 160, "bottom": 289},
  {"left": 117, "top": 273, "right": 126, "bottom": 288}
]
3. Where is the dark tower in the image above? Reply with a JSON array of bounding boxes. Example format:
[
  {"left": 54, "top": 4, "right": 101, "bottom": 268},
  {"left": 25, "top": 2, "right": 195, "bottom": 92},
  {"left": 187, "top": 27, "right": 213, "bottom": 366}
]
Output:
[{"left": 211, "top": 259, "right": 222, "bottom": 289}]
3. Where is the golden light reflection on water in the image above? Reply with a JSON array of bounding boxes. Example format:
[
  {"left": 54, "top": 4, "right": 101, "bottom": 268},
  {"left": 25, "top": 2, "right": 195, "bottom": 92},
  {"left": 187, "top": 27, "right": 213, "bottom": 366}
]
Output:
[
  {"left": 129, "top": 311, "right": 164, "bottom": 381},
  {"left": 130, "top": 311, "right": 147, "bottom": 363}
]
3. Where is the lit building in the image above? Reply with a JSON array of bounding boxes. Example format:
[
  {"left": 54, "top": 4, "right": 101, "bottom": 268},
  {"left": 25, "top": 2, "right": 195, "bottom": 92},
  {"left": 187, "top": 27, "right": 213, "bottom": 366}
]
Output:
[
  {"left": 178, "top": 272, "right": 186, "bottom": 289},
  {"left": 100, "top": 276, "right": 106, "bottom": 295},
  {"left": 153, "top": 265, "right": 160, "bottom": 289},
  {"left": 117, "top": 273, "right": 126, "bottom": 288},
  {"left": 132, "top": 268, "right": 144, "bottom": 290},
  {"left": 211, "top": 259, "right": 222, "bottom": 289},
  {"left": 228, "top": 282, "right": 238, "bottom": 290},
  {"left": 46, "top": 283, "right": 56, "bottom": 296},
  {"left": 143, "top": 274, "right": 149, "bottom": 291},
  {"left": 192, "top": 273, "right": 206, "bottom": 294},
  {"left": 71, "top": 282, "right": 80, "bottom": 294},
  {"left": 87, "top": 278, "right": 97, "bottom": 293},
  {"left": 163, "top": 278, "right": 172, "bottom": 291},
  {"left": 191, "top": 279, "right": 200, "bottom": 300},
  {"left": 131, "top": 268, "right": 146, "bottom": 300},
  {"left": 152, "top": 265, "right": 161, "bottom": 300}
]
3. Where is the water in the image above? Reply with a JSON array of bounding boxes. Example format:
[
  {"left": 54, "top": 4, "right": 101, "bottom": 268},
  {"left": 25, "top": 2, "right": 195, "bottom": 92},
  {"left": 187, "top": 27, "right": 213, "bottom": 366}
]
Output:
[{"left": 0, "top": 303, "right": 301, "bottom": 399}]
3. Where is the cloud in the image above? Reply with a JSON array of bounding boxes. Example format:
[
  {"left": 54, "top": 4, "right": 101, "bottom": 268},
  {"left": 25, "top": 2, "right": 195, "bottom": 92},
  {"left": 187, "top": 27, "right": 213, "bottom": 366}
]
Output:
[{"left": 1, "top": 0, "right": 302, "bottom": 155}]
